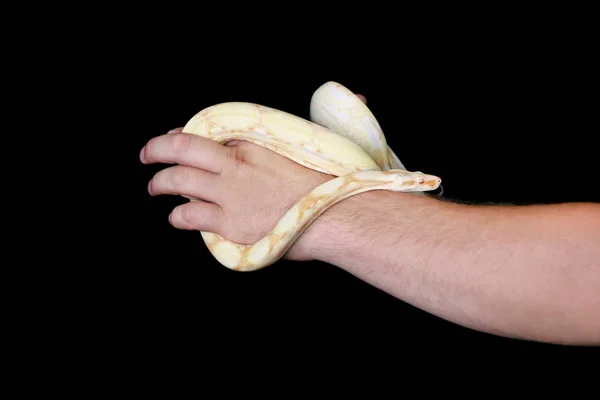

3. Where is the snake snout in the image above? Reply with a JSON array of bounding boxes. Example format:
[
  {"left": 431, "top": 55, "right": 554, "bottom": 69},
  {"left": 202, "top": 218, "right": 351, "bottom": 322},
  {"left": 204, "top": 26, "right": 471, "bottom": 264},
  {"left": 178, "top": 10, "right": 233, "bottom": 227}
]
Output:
[
  {"left": 419, "top": 175, "right": 442, "bottom": 189},
  {"left": 427, "top": 177, "right": 442, "bottom": 188}
]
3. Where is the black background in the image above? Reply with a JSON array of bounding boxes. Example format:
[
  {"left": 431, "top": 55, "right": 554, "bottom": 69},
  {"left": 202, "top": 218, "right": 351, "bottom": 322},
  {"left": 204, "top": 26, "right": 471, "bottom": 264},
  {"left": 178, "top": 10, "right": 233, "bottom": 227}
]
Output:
[{"left": 69, "top": 12, "right": 599, "bottom": 373}]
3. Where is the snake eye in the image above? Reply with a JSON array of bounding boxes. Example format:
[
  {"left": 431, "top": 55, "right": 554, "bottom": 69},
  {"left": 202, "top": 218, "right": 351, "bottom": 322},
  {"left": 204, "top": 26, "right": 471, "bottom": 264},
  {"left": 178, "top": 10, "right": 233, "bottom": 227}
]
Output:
[{"left": 418, "top": 178, "right": 425, "bottom": 184}]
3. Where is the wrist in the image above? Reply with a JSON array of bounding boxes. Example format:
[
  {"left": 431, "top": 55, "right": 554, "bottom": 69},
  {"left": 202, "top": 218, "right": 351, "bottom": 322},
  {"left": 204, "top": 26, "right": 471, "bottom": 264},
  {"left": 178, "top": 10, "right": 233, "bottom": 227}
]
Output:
[
  {"left": 285, "top": 191, "right": 375, "bottom": 262},
  {"left": 291, "top": 190, "right": 439, "bottom": 264}
]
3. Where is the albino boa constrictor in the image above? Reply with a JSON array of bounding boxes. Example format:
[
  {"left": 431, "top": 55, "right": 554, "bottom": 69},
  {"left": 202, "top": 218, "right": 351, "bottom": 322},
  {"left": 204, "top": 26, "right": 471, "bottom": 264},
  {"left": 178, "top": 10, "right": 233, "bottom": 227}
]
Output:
[{"left": 182, "top": 81, "right": 441, "bottom": 271}]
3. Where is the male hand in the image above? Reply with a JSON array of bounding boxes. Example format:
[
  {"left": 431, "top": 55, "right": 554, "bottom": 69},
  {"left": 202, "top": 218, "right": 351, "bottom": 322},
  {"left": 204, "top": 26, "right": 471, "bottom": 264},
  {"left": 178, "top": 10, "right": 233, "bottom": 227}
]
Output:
[
  {"left": 141, "top": 94, "right": 368, "bottom": 261},
  {"left": 140, "top": 129, "right": 333, "bottom": 261}
]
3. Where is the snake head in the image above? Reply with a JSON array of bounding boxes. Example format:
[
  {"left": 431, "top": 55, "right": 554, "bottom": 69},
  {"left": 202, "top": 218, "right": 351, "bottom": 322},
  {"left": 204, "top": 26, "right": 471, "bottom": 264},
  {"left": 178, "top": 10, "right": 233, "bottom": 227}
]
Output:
[{"left": 390, "top": 170, "right": 442, "bottom": 192}]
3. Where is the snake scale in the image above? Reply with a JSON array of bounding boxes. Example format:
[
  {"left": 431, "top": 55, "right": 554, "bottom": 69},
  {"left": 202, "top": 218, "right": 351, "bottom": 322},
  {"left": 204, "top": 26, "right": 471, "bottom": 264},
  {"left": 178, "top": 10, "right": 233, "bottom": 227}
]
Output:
[{"left": 181, "top": 81, "right": 442, "bottom": 271}]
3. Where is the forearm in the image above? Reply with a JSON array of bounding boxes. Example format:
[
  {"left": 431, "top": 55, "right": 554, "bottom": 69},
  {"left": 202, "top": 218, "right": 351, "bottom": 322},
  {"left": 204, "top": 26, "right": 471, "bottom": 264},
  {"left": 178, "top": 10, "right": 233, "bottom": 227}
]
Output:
[{"left": 302, "top": 191, "right": 600, "bottom": 345}]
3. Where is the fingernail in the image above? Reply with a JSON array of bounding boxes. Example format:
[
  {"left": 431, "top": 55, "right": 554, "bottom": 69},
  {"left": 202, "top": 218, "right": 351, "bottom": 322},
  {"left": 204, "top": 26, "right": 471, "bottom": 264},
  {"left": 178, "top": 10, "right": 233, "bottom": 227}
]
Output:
[
  {"left": 147, "top": 180, "right": 153, "bottom": 195},
  {"left": 167, "top": 128, "right": 179, "bottom": 134},
  {"left": 139, "top": 147, "right": 146, "bottom": 163}
]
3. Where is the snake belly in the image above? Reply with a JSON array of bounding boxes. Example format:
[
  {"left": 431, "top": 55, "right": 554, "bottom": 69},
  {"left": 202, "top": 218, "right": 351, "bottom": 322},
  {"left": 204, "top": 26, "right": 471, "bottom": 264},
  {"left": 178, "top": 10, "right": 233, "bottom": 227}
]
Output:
[{"left": 181, "top": 81, "right": 441, "bottom": 271}]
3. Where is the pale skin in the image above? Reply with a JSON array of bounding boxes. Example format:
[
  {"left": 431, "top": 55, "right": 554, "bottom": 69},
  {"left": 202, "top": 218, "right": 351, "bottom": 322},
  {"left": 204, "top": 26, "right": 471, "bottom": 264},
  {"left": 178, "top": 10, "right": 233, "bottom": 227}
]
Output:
[{"left": 140, "top": 94, "right": 600, "bottom": 346}]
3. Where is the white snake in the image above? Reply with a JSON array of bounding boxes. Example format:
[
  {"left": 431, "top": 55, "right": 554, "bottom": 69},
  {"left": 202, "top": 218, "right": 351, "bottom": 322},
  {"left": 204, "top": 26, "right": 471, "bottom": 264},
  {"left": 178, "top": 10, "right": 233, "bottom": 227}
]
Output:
[{"left": 181, "top": 81, "right": 441, "bottom": 271}]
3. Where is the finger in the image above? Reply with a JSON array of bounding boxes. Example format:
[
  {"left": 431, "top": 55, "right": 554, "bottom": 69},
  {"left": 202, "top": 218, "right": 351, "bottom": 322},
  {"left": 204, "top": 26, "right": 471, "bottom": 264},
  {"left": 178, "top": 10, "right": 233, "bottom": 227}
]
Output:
[
  {"left": 355, "top": 94, "right": 367, "bottom": 104},
  {"left": 169, "top": 200, "right": 225, "bottom": 232},
  {"left": 167, "top": 127, "right": 184, "bottom": 134},
  {"left": 149, "top": 165, "right": 220, "bottom": 203},
  {"left": 140, "top": 133, "right": 231, "bottom": 173}
]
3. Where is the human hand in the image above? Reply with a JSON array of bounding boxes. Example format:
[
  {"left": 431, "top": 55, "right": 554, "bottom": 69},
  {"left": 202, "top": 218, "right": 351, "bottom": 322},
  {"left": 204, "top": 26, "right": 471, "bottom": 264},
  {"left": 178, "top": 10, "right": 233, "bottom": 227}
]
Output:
[
  {"left": 140, "top": 94, "right": 369, "bottom": 262},
  {"left": 140, "top": 128, "right": 334, "bottom": 261}
]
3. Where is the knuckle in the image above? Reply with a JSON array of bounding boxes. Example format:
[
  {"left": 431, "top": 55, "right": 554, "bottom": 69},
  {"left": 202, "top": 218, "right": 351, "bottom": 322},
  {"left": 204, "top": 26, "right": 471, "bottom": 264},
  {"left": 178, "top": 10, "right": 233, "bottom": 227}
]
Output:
[
  {"left": 180, "top": 205, "right": 198, "bottom": 225},
  {"left": 169, "top": 166, "right": 191, "bottom": 187},
  {"left": 207, "top": 207, "right": 222, "bottom": 228},
  {"left": 171, "top": 133, "right": 193, "bottom": 155}
]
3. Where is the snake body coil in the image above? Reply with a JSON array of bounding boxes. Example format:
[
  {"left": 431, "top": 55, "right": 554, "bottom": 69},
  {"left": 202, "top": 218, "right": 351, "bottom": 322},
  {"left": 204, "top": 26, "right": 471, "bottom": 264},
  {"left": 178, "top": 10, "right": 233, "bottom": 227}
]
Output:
[{"left": 182, "top": 82, "right": 441, "bottom": 271}]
